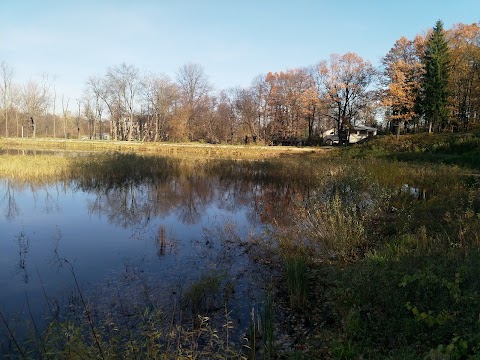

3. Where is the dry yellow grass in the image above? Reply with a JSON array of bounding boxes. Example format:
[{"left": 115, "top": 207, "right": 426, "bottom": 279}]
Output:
[
  {"left": 0, "top": 138, "right": 332, "bottom": 185},
  {"left": 0, "top": 154, "right": 72, "bottom": 182},
  {"left": 0, "top": 138, "right": 329, "bottom": 160}
]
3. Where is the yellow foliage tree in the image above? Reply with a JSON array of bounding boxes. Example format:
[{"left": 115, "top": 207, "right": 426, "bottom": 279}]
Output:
[{"left": 382, "top": 36, "right": 425, "bottom": 137}]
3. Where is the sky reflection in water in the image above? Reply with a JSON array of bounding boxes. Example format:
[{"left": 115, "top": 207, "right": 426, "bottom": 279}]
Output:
[{"left": 0, "top": 158, "right": 302, "bottom": 334}]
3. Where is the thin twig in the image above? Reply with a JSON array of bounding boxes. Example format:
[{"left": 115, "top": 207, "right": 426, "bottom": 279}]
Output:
[
  {"left": 64, "top": 259, "right": 105, "bottom": 360},
  {"left": 0, "top": 310, "right": 27, "bottom": 360},
  {"left": 25, "top": 292, "right": 51, "bottom": 359},
  {"left": 35, "top": 266, "right": 54, "bottom": 318}
]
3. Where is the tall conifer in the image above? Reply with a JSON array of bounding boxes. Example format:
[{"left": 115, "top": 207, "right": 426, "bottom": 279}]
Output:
[{"left": 421, "top": 20, "right": 451, "bottom": 132}]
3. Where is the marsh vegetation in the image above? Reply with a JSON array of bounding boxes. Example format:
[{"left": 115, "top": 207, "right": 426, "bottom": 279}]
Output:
[{"left": 1, "top": 135, "right": 480, "bottom": 359}]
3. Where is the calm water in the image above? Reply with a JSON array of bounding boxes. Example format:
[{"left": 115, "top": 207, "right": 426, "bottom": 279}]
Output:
[{"left": 0, "top": 155, "right": 307, "bottom": 341}]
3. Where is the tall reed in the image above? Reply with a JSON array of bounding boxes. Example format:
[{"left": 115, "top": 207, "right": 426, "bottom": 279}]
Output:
[
  {"left": 262, "top": 290, "right": 274, "bottom": 360},
  {"left": 300, "top": 193, "right": 366, "bottom": 258},
  {"left": 286, "top": 255, "right": 308, "bottom": 309}
]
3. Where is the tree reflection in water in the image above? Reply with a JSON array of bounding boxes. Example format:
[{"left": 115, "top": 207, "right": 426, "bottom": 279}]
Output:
[
  {"left": 14, "top": 231, "right": 30, "bottom": 284},
  {"left": 0, "top": 153, "right": 317, "bottom": 344}
]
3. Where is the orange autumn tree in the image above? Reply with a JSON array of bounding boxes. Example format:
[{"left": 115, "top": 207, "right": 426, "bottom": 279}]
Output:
[
  {"left": 299, "top": 85, "right": 321, "bottom": 145},
  {"left": 447, "top": 22, "right": 480, "bottom": 130},
  {"left": 315, "top": 52, "right": 376, "bottom": 144},
  {"left": 381, "top": 36, "right": 425, "bottom": 137},
  {"left": 264, "top": 68, "right": 315, "bottom": 144}
]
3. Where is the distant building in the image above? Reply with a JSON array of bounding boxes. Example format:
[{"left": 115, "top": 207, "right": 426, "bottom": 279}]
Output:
[{"left": 323, "top": 125, "right": 377, "bottom": 145}]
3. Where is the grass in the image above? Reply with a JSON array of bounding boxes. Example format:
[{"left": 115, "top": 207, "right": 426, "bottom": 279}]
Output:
[
  {"left": 182, "top": 272, "right": 223, "bottom": 315},
  {"left": 0, "top": 137, "right": 328, "bottom": 160},
  {"left": 0, "top": 154, "right": 72, "bottom": 183},
  {"left": 300, "top": 194, "right": 367, "bottom": 258},
  {"left": 247, "top": 133, "right": 480, "bottom": 358},
  {"left": 262, "top": 291, "right": 274, "bottom": 360},
  {"left": 1, "top": 261, "right": 245, "bottom": 359},
  {"left": 16, "top": 305, "right": 245, "bottom": 359},
  {"left": 244, "top": 291, "right": 275, "bottom": 360},
  {"left": 323, "top": 251, "right": 480, "bottom": 358},
  {"left": 345, "top": 132, "right": 480, "bottom": 170},
  {"left": 285, "top": 255, "right": 308, "bottom": 310}
]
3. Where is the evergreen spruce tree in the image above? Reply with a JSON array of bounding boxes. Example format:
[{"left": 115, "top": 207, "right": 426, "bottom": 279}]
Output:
[{"left": 421, "top": 20, "right": 451, "bottom": 132}]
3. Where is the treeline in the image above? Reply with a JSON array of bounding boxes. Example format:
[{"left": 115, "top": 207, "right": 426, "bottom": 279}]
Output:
[{"left": 0, "top": 20, "right": 479, "bottom": 144}]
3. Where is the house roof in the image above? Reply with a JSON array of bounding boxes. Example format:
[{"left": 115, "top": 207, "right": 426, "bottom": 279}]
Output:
[
  {"left": 324, "top": 125, "right": 377, "bottom": 134},
  {"left": 352, "top": 125, "right": 377, "bottom": 131}
]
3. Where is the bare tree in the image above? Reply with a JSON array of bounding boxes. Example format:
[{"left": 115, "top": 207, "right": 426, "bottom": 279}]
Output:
[
  {"left": 21, "top": 77, "right": 51, "bottom": 138},
  {"left": 61, "top": 94, "right": 70, "bottom": 138},
  {"left": 106, "top": 63, "right": 142, "bottom": 141},
  {"left": 82, "top": 96, "right": 94, "bottom": 139},
  {"left": 232, "top": 87, "right": 258, "bottom": 142},
  {"left": 213, "top": 89, "right": 241, "bottom": 143},
  {"left": 9, "top": 83, "right": 21, "bottom": 137},
  {"left": 87, "top": 75, "right": 118, "bottom": 140},
  {"left": 52, "top": 85, "right": 57, "bottom": 138},
  {"left": 75, "top": 99, "right": 81, "bottom": 139},
  {"left": 176, "top": 63, "right": 211, "bottom": 140},
  {"left": 314, "top": 53, "right": 377, "bottom": 144},
  {"left": 82, "top": 84, "right": 104, "bottom": 139},
  {"left": 0, "top": 61, "right": 14, "bottom": 137},
  {"left": 143, "top": 72, "right": 178, "bottom": 141},
  {"left": 251, "top": 74, "right": 270, "bottom": 144}
]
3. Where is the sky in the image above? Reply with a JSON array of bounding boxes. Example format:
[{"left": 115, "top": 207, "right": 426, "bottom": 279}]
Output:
[{"left": 1, "top": 0, "right": 479, "bottom": 103}]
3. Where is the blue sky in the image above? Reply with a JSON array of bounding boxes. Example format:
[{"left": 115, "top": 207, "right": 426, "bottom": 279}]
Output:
[{"left": 1, "top": 0, "right": 478, "bottom": 102}]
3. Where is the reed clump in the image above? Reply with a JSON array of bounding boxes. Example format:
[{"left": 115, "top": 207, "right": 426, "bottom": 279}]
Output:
[
  {"left": 10, "top": 307, "right": 245, "bottom": 359},
  {"left": 0, "top": 154, "right": 72, "bottom": 183},
  {"left": 301, "top": 194, "right": 367, "bottom": 258},
  {"left": 285, "top": 255, "right": 308, "bottom": 309}
]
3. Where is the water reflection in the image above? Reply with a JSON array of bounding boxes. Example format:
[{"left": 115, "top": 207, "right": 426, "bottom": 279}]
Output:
[
  {"left": 70, "top": 159, "right": 307, "bottom": 229},
  {"left": 155, "top": 224, "right": 175, "bottom": 257},
  {"left": 2, "top": 179, "right": 20, "bottom": 221},
  {"left": 0, "top": 155, "right": 312, "bottom": 343},
  {"left": 14, "top": 231, "right": 30, "bottom": 284}
]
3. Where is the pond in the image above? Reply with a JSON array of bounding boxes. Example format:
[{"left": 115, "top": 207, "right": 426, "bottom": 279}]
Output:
[
  {"left": 3, "top": 148, "right": 471, "bottom": 357},
  {"left": 0, "top": 153, "right": 311, "bottom": 348}
]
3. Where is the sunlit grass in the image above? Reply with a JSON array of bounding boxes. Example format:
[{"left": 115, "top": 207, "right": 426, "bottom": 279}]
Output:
[
  {"left": 345, "top": 132, "right": 480, "bottom": 169},
  {"left": 0, "top": 137, "right": 328, "bottom": 160},
  {"left": 0, "top": 149, "right": 332, "bottom": 195},
  {"left": 0, "top": 154, "right": 72, "bottom": 183}
]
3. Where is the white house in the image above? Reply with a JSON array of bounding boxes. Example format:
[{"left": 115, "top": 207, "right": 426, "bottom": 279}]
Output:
[
  {"left": 323, "top": 125, "right": 377, "bottom": 145},
  {"left": 348, "top": 125, "right": 377, "bottom": 143}
]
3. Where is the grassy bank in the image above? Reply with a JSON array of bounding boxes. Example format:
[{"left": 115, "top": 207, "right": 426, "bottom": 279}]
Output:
[
  {"left": 345, "top": 132, "right": 480, "bottom": 170},
  {"left": 269, "top": 133, "right": 480, "bottom": 359},
  {"left": 0, "top": 137, "right": 327, "bottom": 160}
]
